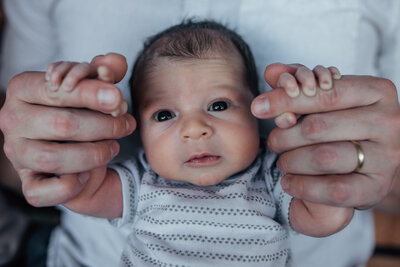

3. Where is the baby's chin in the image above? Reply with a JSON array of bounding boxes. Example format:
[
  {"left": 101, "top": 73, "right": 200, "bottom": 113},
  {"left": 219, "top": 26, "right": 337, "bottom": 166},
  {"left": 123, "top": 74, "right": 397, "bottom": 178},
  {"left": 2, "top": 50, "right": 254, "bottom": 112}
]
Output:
[{"left": 167, "top": 173, "right": 229, "bottom": 187}]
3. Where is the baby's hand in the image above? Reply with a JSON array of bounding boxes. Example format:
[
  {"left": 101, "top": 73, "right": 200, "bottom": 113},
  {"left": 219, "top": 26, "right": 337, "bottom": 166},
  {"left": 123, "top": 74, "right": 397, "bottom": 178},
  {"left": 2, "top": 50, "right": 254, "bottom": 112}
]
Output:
[
  {"left": 45, "top": 56, "right": 127, "bottom": 117},
  {"left": 274, "top": 65, "right": 341, "bottom": 128},
  {"left": 45, "top": 60, "right": 115, "bottom": 92},
  {"left": 277, "top": 65, "right": 341, "bottom": 97}
]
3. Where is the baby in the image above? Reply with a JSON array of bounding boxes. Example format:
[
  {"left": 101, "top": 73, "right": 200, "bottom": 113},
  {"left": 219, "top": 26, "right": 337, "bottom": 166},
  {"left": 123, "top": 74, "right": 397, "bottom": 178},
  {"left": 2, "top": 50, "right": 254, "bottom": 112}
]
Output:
[{"left": 46, "top": 20, "right": 351, "bottom": 267}]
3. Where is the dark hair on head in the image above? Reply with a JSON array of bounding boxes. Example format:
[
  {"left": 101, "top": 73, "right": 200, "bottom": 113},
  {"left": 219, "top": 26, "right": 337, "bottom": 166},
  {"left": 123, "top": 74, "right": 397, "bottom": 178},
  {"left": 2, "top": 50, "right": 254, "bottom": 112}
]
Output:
[{"left": 129, "top": 19, "right": 259, "bottom": 115}]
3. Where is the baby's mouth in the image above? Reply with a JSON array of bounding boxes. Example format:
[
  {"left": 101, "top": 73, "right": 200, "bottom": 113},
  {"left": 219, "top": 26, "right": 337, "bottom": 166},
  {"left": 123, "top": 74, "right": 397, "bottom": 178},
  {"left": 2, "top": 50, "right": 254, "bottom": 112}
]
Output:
[{"left": 185, "top": 153, "right": 221, "bottom": 167}]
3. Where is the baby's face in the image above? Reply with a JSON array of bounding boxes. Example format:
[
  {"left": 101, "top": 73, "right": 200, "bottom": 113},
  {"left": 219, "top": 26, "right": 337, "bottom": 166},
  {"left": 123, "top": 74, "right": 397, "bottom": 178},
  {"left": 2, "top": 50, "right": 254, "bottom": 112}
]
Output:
[{"left": 138, "top": 56, "right": 259, "bottom": 186}]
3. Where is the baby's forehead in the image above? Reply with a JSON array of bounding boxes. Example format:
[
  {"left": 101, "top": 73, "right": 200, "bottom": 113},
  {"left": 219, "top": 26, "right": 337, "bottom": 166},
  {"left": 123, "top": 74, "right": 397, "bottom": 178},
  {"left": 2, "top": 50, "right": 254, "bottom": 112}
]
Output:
[{"left": 143, "top": 55, "right": 246, "bottom": 91}]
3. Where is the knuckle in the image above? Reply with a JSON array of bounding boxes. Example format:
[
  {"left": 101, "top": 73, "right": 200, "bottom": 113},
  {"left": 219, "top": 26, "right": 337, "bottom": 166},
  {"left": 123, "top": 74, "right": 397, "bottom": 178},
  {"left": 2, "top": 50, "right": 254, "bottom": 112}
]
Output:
[
  {"left": 376, "top": 77, "right": 397, "bottom": 97},
  {"left": 311, "top": 145, "right": 339, "bottom": 171},
  {"left": 315, "top": 65, "right": 329, "bottom": 73},
  {"left": 7, "top": 73, "right": 22, "bottom": 90},
  {"left": 328, "top": 179, "right": 351, "bottom": 204},
  {"left": 0, "top": 108, "right": 18, "bottom": 134},
  {"left": 34, "top": 147, "right": 61, "bottom": 173},
  {"left": 93, "top": 143, "right": 112, "bottom": 166},
  {"left": 317, "top": 87, "right": 341, "bottom": 107},
  {"left": 21, "top": 184, "right": 41, "bottom": 208},
  {"left": 24, "top": 193, "right": 41, "bottom": 207},
  {"left": 3, "top": 142, "right": 15, "bottom": 161},
  {"left": 300, "top": 114, "right": 328, "bottom": 141},
  {"left": 51, "top": 111, "right": 79, "bottom": 138},
  {"left": 112, "top": 117, "right": 126, "bottom": 137}
]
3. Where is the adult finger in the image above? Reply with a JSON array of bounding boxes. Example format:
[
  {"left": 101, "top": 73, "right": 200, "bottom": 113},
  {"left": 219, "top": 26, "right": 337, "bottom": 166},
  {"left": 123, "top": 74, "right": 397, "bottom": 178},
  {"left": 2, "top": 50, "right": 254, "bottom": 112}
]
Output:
[
  {"left": 7, "top": 104, "right": 135, "bottom": 141},
  {"left": 7, "top": 72, "right": 124, "bottom": 114},
  {"left": 9, "top": 139, "right": 119, "bottom": 174},
  {"left": 91, "top": 52, "right": 128, "bottom": 83},
  {"left": 20, "top": 169, "right": 85, "bottom": 207},
  {"left": 264, "top": 63, "right": 299, "bottom": 88},
  {"left": 280, "top": 172, "right": 391, "bottom": 209},
  {"left": 277, "top": 141, "right": 384, "bottom": 176},
  {"left": 267, "top": 107, "right": 380, "bottom": 153},
  {"left": 251, "top": 75, "right": 396, "bottom": 119}
]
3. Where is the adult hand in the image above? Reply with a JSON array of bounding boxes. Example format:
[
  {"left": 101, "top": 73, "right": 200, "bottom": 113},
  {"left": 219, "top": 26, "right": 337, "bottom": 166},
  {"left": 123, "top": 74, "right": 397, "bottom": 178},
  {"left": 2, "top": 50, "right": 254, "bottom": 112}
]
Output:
[
  {"left": 251, "top": 63, "right": 400, "bottom": 210},
  {"left": 0, "top": 53, "right": 136, "bottom": 207}
]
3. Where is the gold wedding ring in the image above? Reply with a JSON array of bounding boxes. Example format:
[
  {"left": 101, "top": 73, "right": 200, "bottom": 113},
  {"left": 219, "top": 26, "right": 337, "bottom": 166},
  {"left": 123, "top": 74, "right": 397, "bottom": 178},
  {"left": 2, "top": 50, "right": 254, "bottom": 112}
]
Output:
[{"left": 351, "top": 141, "right": 365, "bottom": 172}]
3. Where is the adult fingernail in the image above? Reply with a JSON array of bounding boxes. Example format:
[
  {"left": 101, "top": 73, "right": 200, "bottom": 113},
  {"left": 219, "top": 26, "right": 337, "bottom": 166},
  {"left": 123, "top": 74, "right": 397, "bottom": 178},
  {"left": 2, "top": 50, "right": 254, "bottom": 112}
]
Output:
[
  {"left": 97, "top": 66, "right": 113, "bottom": 82},
  {"left": 111, "top": 101, "right": 128, "bottom": 117},
  {"left": 98, "top": 88, "right": 117, "bottom": 107},
  {"left": 252, "top": 97, "right": 270, "bottom": 115},
  {"left": 78, "top": 172, "right": 90, "bottom": 184}
]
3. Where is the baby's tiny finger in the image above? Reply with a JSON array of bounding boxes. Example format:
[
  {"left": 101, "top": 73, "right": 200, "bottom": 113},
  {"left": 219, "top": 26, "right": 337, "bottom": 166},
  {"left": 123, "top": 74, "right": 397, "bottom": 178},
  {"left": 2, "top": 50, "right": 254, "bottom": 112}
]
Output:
[
  {"left": 329, "top": 66, "right": 341, "bottom": 80},
  {"left": 49, "top": 62, "right": 77, "bottom": 92},
  {"left": 295, "top": 66, "right": 317, "bottom": 96},
  {"left": 60, "top": 62, "right": 98, "bottom": 92},
  {"left": 274, "top": 112, "right": 297, "bottom": 128},
  {"left": 46, "top": 62, "right": 62, "bottom": 81},
  {"left": 277, "top": 72, "right": 299, "bottom": 98},
  {"left": 313, "top": 65, "right": 332, "bottom": 90}
]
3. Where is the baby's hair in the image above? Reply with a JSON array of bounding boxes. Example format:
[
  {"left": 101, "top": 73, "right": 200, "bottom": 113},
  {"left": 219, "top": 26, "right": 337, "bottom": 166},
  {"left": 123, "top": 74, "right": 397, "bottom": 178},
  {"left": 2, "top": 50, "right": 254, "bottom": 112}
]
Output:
[{"left": 129, "top": 19, "right": 259, "bottom": 114}]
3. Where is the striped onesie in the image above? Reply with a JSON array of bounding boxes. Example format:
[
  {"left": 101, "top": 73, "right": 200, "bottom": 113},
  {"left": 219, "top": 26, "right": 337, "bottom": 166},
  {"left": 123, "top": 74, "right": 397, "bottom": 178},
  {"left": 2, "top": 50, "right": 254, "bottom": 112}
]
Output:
[{"left": 111, "top": 150, "right": 292, "bottom": 266}]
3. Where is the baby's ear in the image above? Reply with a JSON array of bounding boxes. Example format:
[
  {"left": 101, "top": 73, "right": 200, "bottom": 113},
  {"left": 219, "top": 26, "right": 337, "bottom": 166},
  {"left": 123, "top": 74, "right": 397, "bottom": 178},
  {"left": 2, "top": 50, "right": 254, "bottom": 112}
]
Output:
[{"left": 91, "top": 53, "right": 128, "bottom": 83}]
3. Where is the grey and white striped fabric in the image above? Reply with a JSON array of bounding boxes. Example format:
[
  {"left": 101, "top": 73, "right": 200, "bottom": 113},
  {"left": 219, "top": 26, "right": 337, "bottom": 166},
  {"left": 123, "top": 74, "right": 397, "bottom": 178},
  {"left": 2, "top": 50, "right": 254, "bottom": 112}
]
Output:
[{"left": 111, "top": 150, "right": 292, "bottom": 267}]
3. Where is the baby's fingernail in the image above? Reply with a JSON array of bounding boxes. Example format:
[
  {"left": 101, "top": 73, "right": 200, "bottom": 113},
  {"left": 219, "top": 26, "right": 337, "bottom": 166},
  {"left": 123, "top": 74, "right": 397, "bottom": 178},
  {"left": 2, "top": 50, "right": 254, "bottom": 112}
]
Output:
[
  {"left": 252, "top": 97, "right": 270, "bottom": 115},
  {"left": 98, "top": 88, "right": 118, "bottom": 107},
  {"left": 320, "top": 80, "right": 332, "bottom": 90},
  {"left": 330, "top": 67, "right": 341, "bottom": 80},
  {"left": 78, "top": 172, "right": 90, "bottom": 184},
  {"left": 333, "top": 73, "right": 341, "bottom": 80},
  {"left": 287, "top": 87, "right": 300, "bottom": 98},
  {"left": 49, "top": 81, "right": 59, "bottom": 91},
  {"left": 45, "top": 72, "right": 50, "bottom": 81},
  {"left": 303, "top": 87, "right": 316, "bottom": 96}
]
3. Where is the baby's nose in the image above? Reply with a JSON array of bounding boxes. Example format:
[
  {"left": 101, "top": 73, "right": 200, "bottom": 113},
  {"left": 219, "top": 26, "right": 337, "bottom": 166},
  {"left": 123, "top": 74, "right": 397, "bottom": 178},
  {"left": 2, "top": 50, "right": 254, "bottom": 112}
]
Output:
[{"left": 180, "top": 117, "right": 213, "bottom": 140}]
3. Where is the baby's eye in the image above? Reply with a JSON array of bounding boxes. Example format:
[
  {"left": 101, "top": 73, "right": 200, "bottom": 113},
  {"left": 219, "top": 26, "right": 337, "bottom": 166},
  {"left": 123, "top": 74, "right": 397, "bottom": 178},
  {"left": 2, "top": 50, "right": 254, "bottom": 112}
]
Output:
[
  {"left": 208, "top": 101, "right": 230, "bottom": 112},
  {"left": 153, "top": 110, "right": 176, "bottom": 122}
]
